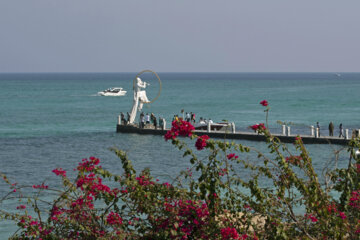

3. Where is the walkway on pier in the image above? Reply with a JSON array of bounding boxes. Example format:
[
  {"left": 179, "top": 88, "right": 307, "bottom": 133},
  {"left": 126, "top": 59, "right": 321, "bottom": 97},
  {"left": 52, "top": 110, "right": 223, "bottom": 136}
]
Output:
[{"left": 116, "top": 124, "right": 350, "bottom": 145}]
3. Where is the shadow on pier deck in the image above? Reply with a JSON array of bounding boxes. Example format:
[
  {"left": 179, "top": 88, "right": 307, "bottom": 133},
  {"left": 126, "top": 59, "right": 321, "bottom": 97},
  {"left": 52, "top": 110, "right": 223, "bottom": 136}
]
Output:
[{"left": 116, "top": 125, "right": 350, "bottom": 145}]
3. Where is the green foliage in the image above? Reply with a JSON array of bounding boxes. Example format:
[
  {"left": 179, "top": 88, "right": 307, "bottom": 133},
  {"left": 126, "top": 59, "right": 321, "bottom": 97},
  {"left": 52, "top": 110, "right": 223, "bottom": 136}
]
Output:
[{"left": 2, "top": 115, "right": 360, "bottom": 239}]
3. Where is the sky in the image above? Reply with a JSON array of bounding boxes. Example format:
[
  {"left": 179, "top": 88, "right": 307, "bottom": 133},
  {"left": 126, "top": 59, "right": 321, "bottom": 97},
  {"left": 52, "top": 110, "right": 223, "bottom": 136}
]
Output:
[{"left": 0, "top": 0, "right": 359, "bottom": 73}]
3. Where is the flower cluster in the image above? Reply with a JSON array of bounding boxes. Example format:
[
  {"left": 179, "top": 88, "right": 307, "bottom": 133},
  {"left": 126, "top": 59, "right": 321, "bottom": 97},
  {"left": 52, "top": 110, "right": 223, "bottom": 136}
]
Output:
[
  {"left": 16, "top": 205, "right": 26, "bottom": 210},
  {"left": 219, "top": 168, "right": 228, "bottom": 176},
  {"left": 164, "top": 119, "right": 195, "bottom": 141},
  {"left": 107, "top": 212, "right": 123, "bottom": 226},
  {"left": 76, "top": 173, "right": 113, "bottom": 197},
  {"left": 159, "top": 199, "right": 210, "bottom": 239},
  {"left": 221, "top": 227, "right": 241, "bottom": 239},
  {"left": 52, "top": 168, "right": 67, "bottom": 177},
  {"left": 260, "top": 100, "right": 268, "bottom": 107},
  {"left": 136, "top": 175, "right": 155, "bottom": 186},
  {"left": 32, "top": 183, "right": 49, "bottom": 189},
  {"left": 250, "top": 123, "right": 266, "bottom": 132},
  {"left": 305, "top": 213, "right": 318, "bottom": 223},
  {"left": 77, "top": 156, "right": 100, "bottom": 172},
  {"left": 349, "top": 190, "right": 360, "bottom": 209},
  {"left": 227, "top": 153, "right": 239, "bottom": 160},
  {"left": 195, "top": 135, "right": 210, "bottom": 150}
]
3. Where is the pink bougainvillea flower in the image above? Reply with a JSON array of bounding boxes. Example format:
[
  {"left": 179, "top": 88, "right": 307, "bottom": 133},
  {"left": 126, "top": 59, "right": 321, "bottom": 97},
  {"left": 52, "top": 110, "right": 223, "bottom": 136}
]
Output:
[
  {"left": 338, "top": 211, "right": 347, "bottom": 219},
  {"left": 250, "top": 123, "right": 266, "bottom": 132},
  {"left": 305, "top": 213, "right": 318, "bottom": 222},
  {"left": 227, "top": 153, "right": 238, "bottom": 160},
  {"left": 195, "top": 135, "right": 210, "bottom": 150},
  {"left": 107, "top": 212, "right": 123, "bottom": 226},
  {"left": 349, "top": 190, "right": 360, "bottom": 209},
  {"left": 260, "top": 100, "right": 268, "bottom": 106},
  {"left": 16, "top": 205, "right": 26, "bottom": 210},
  {"left": 32, "top": 183, "right": 49, "bottom": 189},
  {"left": 164, "top": 119, "right": 195, "bottom": 141},
  {"left": 221, "top": 227, "right": 239, "bottom": 239},
  {"left": 52, "top": 168, "right": 67, "bottom": 177},
  {"left": 164, "top": 130, "right": 178, "bottom": 141}
]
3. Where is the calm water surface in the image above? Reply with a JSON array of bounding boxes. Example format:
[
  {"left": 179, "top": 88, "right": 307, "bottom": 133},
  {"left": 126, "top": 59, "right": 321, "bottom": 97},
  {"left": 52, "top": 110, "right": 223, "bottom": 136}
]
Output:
[{"left": 0, "top": 72, "right": 359, "bottom": 237}]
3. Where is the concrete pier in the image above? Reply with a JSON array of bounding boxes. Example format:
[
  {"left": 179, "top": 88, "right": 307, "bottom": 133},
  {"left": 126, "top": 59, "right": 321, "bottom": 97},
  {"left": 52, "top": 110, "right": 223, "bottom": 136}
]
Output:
[{"left": 116, "top": 124, "right": 350, "bottom": 145}]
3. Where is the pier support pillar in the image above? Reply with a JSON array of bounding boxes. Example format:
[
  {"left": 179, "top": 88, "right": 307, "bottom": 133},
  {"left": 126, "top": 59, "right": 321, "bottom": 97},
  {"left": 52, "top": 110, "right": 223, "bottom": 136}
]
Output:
[
  {"left": 231, "top": 122, "right": 236, "bottom": 133},
  {"left": 345, "top": 129, "right": 349, "bottom": 139},
  {"left": 287, "top": 126, "right": 291, "bottom": 136},
  {"left": 311, "top": 126, "right": 314, "bottom": 137},
  {"left": 316, "top": 128, "right": 319, "bottom": 138},
  {"left": 118, "top": 115, "right": 121, "bottom": 125},
  {"left": 282, "top": 125, "right": 286, "bottom": 135},
  {"left": 207, "top": 122, "right": 211, "bottom": 133}
]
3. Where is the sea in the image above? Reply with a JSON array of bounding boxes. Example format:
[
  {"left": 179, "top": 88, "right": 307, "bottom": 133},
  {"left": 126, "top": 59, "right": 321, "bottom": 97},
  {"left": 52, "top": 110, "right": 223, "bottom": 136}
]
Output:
[{"left": 0, "top": 72, "right": 359, "bottom": 238}]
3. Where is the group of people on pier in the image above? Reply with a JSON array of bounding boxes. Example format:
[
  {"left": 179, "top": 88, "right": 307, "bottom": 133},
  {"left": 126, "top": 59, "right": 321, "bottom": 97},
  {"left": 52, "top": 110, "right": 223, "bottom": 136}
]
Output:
[
  {"left": 120, "top": 112, "right": 164, "bottom": 130},
  {"left": 172, "top": 111, "right": 196, "bottom": 124},
  {"left": 315, "top": 122, "right": 344, "bottom": 138},
  {"left": 327, "top": 122, "right": 344, "bottom": 138}
]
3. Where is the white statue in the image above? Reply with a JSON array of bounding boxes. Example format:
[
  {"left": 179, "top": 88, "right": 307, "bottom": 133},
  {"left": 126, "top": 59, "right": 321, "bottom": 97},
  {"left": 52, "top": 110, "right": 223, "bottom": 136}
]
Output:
[{"left": 129, "top": 77, "right": 150, "bottom": 124}]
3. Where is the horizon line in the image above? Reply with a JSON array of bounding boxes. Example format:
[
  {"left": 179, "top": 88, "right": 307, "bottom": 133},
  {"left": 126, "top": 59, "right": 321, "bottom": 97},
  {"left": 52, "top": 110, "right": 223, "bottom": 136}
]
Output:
[{"left": 1, "top": 71, "right": 359, "bottom": 74}]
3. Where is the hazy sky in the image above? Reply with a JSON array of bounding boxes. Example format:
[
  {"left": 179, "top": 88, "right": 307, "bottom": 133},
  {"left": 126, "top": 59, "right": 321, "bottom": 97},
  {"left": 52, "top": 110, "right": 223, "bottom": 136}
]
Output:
[{"left": 1, "top": 0, "right": 359, "bottom": 72}]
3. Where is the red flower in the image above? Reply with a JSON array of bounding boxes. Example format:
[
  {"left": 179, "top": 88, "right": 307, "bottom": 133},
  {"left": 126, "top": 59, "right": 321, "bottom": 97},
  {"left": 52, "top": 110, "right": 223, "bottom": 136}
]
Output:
[
  {"left": 260, "top": 100, "right": 268, "bottom": 107},
  {"left": 16, "top": 205, "right": 26, "bottom": 210},
  {"left": 338, "top": 211, "right": 347, "bottom": 219},
  {"left": 305, "top": 213, "right": 318, "bottom": 222},
  {"left": 107, "top": 212, "right": 123, "bottom": 226},
  {"left": 164, "top": 119, "right": 194, "bottom": 141},
  {"left": 32, "top": 183, "right": 49, "bottom": 189},
  {"left": 52, "top": 168, "right": 67, "bottom": 177},
  {"left": 250, "top": 123, "right": 266, "bottom": 132},
  {"left": 221, "top": 227, "right": 239, "bottom": 239},
  {"left": 164, "top": 130, "right": 178, "bottom": 141},
  {"left": 227, "top": 153, "right": 239, "bottom": 160},
  {"left": 195, "top": 135, "right": 210, "bottom": 150}
]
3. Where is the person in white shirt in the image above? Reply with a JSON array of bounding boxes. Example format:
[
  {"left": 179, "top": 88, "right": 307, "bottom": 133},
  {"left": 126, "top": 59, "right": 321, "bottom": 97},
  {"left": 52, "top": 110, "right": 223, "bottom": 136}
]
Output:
[{"left": 186, "top": 112, "right": 191, "bottom": 122}]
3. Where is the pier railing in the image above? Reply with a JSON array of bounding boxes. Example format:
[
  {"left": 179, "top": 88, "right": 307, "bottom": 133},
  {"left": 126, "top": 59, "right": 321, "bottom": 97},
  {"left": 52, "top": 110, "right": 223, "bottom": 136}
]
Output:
[{"left": 117, "top": 118, "right": 354, "bottom": 145}]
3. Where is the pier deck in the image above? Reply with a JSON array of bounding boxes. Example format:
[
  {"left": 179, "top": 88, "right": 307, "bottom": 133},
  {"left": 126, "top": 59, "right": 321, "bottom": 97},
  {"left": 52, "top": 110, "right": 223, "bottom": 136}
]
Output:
[{"left": 116, "top": 124, "right": 350, "bottom": 145}]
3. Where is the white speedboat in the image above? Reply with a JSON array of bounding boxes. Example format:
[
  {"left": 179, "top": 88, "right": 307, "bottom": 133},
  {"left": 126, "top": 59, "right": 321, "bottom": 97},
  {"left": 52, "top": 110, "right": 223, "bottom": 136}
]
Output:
[{"left": 98, "top": 87, "right": 127, "bottom": 96}]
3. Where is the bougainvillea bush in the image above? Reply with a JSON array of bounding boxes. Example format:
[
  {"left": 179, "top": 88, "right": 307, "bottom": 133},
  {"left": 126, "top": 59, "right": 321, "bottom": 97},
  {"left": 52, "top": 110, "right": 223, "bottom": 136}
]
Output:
[{"left": 2, "top": 101, "right": 360, "bottom": 239}]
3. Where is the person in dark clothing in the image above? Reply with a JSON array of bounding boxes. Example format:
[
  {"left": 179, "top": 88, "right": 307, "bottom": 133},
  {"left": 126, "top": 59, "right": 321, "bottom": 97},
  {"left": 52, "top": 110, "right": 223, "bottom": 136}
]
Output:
[
  {"left": 339, "top": 123, "right": 344, "bottom": 138},
  {"left": 120, "top": 112, "right": 125, "bottom": 125},
  {"left": 316, "top": 122, "right": 321, "bottom": 137},
  {"left": 153, "top": 116, "right": 157, "bottom": 129},
  {"left": 329, "top": 122, "right": 334, "bottom": 136},
  {"left": 126, "top": 112, "right": 130, "bottom": 124},
  {"left": 140, "top": 112, "right": 145, "bottom": 128}
]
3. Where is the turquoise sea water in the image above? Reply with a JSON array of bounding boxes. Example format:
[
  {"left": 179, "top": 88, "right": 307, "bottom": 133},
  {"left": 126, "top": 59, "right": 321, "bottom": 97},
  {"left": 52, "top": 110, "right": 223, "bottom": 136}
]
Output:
[{"left": 0, "top": 72, "right": 359, "bottom": 237}]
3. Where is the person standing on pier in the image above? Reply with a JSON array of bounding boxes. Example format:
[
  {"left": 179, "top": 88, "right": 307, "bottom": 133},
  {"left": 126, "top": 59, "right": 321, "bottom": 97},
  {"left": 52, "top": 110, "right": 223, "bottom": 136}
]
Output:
[
  {"left": 186, "top": 112, "right": 191, "bottom": 122},
  {"left": 191, "top": 112, "right": 196, "bottom": 123},
  {"left": 146, "top": 113, "right": 150, "bottom": 124},
  {"left": 339, "top": 123, "right": 344, "bottom": 138},
  {"left": 121, "top": 112, "right": 126, "bottom": 125},
  {"left": 329, "top": 122, "right": 334, "bottom": 136},
  {"left": 153, "top": 115, "right": 157, "bottom": 129},
  {"left": 140, "top": 112, "right": 145, "bottom": 128},
  {"left": 316, "top": 122, "right": 321, "bottom": 137}
]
